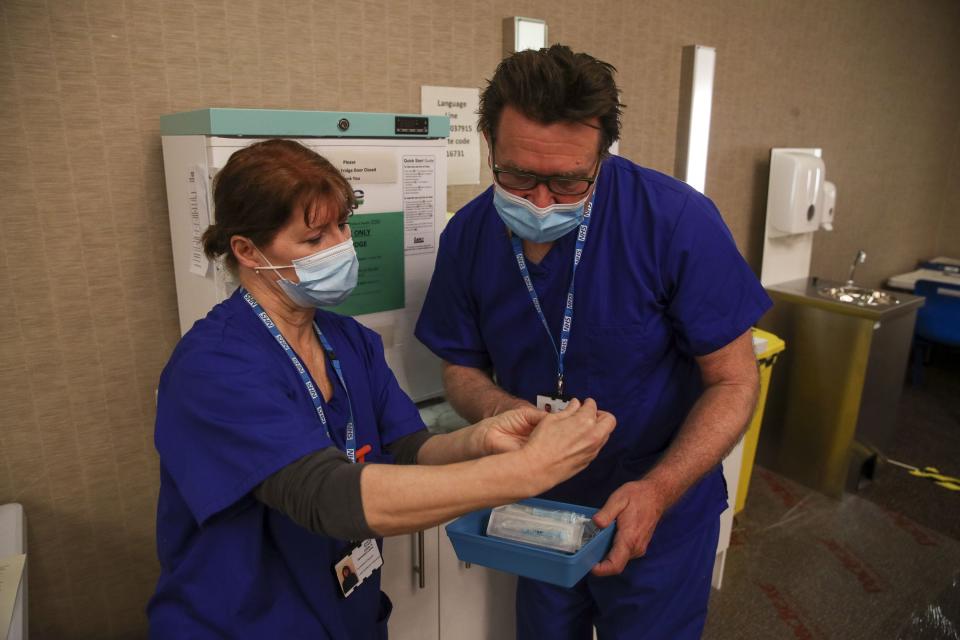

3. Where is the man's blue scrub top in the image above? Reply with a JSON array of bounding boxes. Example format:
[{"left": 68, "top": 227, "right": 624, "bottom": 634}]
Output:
[
  {"left": 416, "top": 156, "right": 771, "bottom": 550},
  {"left": 149, "top": 288, "right": 426, "bottom": 639}
]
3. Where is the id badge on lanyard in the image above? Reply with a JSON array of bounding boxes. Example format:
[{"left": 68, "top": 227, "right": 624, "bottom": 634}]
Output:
[
  {"left": 536, "top": 394, "right": 570, "bottom": 414},
  {"left": 512, "top": 198, "right": 595, "bottom": 413},
  {"left": 242, "top": 291, "right": 383, "bottom": 597},
  {"left": 334, "top": 539, "right": 384, "bottom": 598}
]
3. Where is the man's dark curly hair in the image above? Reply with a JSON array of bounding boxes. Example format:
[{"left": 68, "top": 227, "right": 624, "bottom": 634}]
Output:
[{"left": 478, "top": 44, "right": 623, "bottom": 155}]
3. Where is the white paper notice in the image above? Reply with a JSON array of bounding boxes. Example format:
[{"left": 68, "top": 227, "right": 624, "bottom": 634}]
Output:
[
  {"left": 421, "top": 85, "right": 480, "bottom": 185},
  {"left": 187, "top": 165, "right": 211, "bottom": 277},
  {"left": 323, "top": 150, "right": 398, "bottom": 185},
  {"left": 0, "top": 553, "right": 25, "bottom": 639},
  {"left": 402, "top": 155, "right": 436, "bottom": 255}
]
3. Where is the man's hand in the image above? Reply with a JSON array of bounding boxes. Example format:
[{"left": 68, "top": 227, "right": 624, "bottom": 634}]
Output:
[
  {"left": 590, "top": 479, "right": 667, "bottom": 576},
  {"left": 475, "top": 405, "right": 545, "bottom": 456}
]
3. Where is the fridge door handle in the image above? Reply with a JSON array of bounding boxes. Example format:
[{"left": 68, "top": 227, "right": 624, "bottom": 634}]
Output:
[{"left": 415, "top": 530, "right": 426, "bottom": 589}]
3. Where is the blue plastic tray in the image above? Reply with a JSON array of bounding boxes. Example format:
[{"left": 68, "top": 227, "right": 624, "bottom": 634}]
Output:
[{"left": 445, "top": 498, "right": 616, "bottom": 588}]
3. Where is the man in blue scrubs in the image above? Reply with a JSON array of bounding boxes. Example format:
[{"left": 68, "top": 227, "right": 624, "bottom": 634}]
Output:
[{"left": 416, "top": 45, "right": 771, "bottom": 638}]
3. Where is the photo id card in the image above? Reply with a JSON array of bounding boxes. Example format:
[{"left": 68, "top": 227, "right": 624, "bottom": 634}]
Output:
[
  {"left": 536, "top": 395, "right": 570, "bottom": 414},
  {"left": 334, "top": 538, "right": 383, "bottom": 598}
]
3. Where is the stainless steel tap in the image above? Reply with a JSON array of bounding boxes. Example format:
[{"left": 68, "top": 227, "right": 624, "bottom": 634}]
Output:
[{"left": 846, "top": 250, "right": 866, "bottom": 285}]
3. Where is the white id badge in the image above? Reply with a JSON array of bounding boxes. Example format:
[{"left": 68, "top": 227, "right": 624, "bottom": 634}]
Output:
[
  {"left": 334, "top": 538, "right": 383, "bottom": 598},
  {"left": 536, "top": 395, "right": 570, "bottom": 414}
]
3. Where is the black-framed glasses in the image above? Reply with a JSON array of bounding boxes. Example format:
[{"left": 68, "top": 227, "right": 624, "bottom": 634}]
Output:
[{"left": 491, "top": 150, "right": 600, "bottom": 196}]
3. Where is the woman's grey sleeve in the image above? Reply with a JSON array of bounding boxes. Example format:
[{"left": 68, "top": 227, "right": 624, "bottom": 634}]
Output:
[
  {"left": 385, "top": 429, "right": 435, "bottom": 465},
  {"left": 254, "top": 430, "right": 435, "bottom": 539},
  {"left": 255, "top": 447, "right": 375, "bottom": 540}
]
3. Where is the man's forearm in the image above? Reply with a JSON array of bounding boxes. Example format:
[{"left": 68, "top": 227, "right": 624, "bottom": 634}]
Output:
[
  {"left": 643, "top": 378, "right": 759, "bottom": 510},
  {"left": 416, "top": 421, "right": 486, "bottom": 465},
  {"left": 442, "top": 362, "right": 531, "bottom": 422}
]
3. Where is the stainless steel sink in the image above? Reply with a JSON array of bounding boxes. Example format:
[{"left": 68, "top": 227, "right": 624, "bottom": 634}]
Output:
[
  {"left": 759, "top": 277, "right": 925, "bottom": 497},
  {"left": 817, "top": 249, "right": 900, "bottom": 307},
  {"left": 817, "top": 285, "right": 900, "bottom": 307}
]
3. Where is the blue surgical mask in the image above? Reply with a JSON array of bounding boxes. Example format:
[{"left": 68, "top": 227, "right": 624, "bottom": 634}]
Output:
[
  {"left": 492, "top": 184, "right": 591, "bottom": 243},
  {"left": 256, "top": 238, "right": 359, "bottom": 308}
]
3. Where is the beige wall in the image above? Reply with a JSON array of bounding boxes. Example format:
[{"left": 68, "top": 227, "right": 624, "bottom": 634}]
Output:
[
  {"left": 936, "top": 122, "right": 960, "bottom": 259},
  {"left": 1, "top": 0, "right": 958, "bottom": 636}
]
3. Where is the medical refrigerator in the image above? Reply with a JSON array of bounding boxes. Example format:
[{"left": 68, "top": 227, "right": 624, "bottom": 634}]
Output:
[{"left": 159, "top": 108, "right": 450, "bottom": 401}]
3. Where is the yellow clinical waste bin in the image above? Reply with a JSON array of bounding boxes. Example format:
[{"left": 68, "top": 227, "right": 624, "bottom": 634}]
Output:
[{"left": 735, "top": 328, "right": 786, "bottom": 513}]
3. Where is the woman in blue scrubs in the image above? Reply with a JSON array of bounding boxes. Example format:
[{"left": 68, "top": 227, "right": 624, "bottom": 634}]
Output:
[{"left": 147, "top": 139, "right": 616, "bottom": 639}]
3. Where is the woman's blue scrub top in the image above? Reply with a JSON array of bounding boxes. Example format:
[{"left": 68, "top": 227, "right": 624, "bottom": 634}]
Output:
[
  {"left": 416, "top": 156, "right": 771, "bottom": 550},
  {"left": 149, "top": 289, "right": 426, "bottom": 639}
]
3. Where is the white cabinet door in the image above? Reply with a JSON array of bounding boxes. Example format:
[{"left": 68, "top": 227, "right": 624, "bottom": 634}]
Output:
[
  {"left": 382, "top": 529, "right": 440, "bottom": 640},
  {"left": 438, "top": 525, "right": 517, "bottom": 640}
]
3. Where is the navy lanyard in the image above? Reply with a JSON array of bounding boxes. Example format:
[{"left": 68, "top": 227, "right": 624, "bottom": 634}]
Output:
[
  {"left": 510, "top": 198, "right": 595, "bottom": 397},
  {"left": 243, "top": 290, "right": 358, "bottom": 463}
]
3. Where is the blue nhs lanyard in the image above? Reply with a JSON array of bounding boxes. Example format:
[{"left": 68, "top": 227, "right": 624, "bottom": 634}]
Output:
[
  {"left": 510, "top": 199, "right": 594, "bottom": 398},
  {"left": 242, "top": 290, "right": 358, "bottom": 463}
]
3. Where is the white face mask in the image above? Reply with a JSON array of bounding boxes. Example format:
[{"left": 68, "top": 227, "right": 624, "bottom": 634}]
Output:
[{"left": 255, "top": 238, "right": 359, "bottom": 308}]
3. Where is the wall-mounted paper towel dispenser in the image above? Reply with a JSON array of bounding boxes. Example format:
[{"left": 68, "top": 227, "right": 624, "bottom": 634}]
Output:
[
  {"left": 766, "top": 150, "right": 825, "bottom": 236},
  {"left": 760, "top": 148, "right": 839, "bottom": 286}
]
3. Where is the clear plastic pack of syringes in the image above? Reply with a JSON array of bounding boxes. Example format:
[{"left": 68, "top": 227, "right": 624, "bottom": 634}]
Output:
[{"left": 485, "top": 503, "right": 601, "bottom": 554}]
